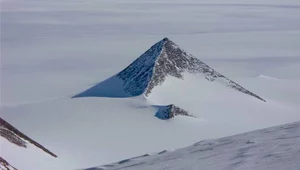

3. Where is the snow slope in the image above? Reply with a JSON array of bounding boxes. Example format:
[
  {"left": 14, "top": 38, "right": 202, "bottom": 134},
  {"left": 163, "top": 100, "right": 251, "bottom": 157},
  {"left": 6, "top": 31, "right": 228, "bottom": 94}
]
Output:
[
  {"left": 1, "top": 0, "right": 300, "bottom": 170},
  {"left": 0, "top": 118, "right": 56, "bottom": 170},
  {"left": 85, "top": 121, "right": 300, "bottom": 170},
  {"left": 2, "top": 40, "right": 300, "bottom": 170},
  {"left": 0, "top": 118, "right": 57, "bottom": 158},
  {"left": 1, "top": 97, "right": 207, "bottom": 170}
]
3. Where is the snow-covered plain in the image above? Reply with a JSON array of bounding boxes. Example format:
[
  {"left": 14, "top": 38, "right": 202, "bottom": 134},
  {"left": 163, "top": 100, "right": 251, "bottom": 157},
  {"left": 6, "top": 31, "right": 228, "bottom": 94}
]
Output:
[
  {"left": 1, "top": 0, "right": 300, "bottom": 170},
  {"left": 84, "top": 121, "right": 300, "bottom": 170}
]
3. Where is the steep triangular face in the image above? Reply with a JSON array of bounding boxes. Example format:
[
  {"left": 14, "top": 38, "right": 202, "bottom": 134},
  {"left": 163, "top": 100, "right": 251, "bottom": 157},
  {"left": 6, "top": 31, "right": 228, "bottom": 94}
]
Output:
[{"left": 73, "top": 38, "right": 265, "bottom": 102}]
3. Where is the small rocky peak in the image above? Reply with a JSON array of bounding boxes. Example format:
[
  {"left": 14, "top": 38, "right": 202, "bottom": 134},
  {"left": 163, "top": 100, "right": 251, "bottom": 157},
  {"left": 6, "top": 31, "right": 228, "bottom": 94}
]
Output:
[
  {"left": 162, "top": 37, "right": 170, "bottom": 42},
  {"left": 156, "top": 104, "right": 194, "bottom": 120}
]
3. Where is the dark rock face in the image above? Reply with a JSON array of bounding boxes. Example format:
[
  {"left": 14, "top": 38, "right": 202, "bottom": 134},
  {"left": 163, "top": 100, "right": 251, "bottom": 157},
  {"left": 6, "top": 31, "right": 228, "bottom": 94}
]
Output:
[
  {"left": 0, "top": 117, "right": 57, "bottom": 158},
  {"left": 75, "top": 37, "right": 265, "bottom": 102},
  {"left": 169, "top": 104, "right": 193, "bottom": 118},
  {"left": 0, "top": 127, "right": 27, "bottom": 148},
  {"left": 156, "top": 104, "right": 194, "bottom": 120},
  {"left": 118, "top": 37, "right": 265, "bottom": 102},
  {"left": 116, "top": 39, "right": 165, "bottom": 96},
  {"left": 0, "top": 157, "right": 17, "bottom": 170},
  {"left": 0, "top": 117, "right": 57, "bottom": 169}
]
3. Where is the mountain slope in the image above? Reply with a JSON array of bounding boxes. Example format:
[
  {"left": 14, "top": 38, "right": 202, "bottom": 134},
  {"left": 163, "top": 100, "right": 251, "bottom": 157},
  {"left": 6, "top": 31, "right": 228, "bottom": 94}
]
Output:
[
  {"left": 0, "top": 117, "right": 57, "bottom": 170},
  {"left": 83, "top": 121, "right": 300, "bottom": 170},
  {"left": 73, "top": 38, "right": 265, "bottom": 102},
  {"left": 0, "top": 117, "right": 57, "bottom": 158},
  {"left": 2, "top": 0, "right": 300, "bottom": 170},
  {"left": 1, "top": 38, "right": 299, "bottom": 170}
]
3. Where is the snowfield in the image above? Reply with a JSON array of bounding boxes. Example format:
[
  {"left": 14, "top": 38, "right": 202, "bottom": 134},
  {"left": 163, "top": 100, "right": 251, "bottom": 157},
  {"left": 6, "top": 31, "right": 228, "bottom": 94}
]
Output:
[
  {"left": 1, "top": 0, "right": 300, "bottom": 170},
  {"left": 84, "top": 121, "right": 300, "bottom": 170}
]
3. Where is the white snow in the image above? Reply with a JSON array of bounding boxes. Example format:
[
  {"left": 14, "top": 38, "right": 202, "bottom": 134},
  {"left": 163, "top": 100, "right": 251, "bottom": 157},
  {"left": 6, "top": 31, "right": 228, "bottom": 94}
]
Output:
[
  {"left": 86, "top": 121, "right": 300, "bottom": 170},
  {"left": 1, "top": 0, "right": 300, "bottom": 170},
  {"left": 257, "top": 74, "right": 281, "bottom": 80},
  {"left": 147, "top": 73, "right": 300, "bottom": 137},
  {"left": 72, "top": 76, "right": 131, "bottom": 98},
  {"left": 1, "top": 97, "right": 206, "bottom": 170}
]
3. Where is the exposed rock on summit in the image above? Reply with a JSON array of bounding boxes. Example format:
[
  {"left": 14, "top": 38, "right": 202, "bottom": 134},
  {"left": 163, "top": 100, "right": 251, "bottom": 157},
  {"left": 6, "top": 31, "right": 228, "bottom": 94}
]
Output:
[{"left": 74, "top": 37, "right": 265, "bottom": 102}]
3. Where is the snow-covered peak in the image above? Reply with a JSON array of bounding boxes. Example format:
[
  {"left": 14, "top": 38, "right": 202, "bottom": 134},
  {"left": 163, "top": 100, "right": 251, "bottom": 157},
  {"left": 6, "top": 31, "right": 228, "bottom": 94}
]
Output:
[
  {"left": 74, "top": 38, "right": 265, "bottom": 102},
  {"left": 116, "top": 38, "right": 166, "bottom": 96}
]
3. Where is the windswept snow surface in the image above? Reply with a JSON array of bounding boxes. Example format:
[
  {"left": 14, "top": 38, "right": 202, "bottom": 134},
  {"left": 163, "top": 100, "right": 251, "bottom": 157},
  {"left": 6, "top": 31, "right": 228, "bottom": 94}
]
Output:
[
  {"left": 1, "top": 0, "right": 300, "bottom": 170},
  {"left": 85, "top": 121, "right": 300, "bottom": 170}
]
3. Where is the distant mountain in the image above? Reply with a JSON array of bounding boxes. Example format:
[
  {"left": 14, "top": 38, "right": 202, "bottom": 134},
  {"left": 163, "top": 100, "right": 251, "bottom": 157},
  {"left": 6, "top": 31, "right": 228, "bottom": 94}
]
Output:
[{"left": 73, "top": 38, "right": 265, "bottom": 102}]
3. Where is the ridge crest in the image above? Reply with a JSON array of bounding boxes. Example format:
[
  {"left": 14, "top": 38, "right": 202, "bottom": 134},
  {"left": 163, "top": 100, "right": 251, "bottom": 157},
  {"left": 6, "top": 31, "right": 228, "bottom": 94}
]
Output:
[{"left": 73, "top": 38, "right": 265, "bottom": 102}]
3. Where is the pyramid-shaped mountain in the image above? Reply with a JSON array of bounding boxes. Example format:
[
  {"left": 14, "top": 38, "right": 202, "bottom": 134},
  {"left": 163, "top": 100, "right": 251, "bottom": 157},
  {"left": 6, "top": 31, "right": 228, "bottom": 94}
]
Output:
[{"left": 73, "top": 37, "right": 265, "bottom": 102}]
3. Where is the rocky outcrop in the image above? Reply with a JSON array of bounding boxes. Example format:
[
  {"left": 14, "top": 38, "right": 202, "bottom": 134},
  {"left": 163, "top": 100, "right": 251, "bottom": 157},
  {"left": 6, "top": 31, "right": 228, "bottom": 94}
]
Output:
[
  {"left": 0, "top": 157, "right": 17, "bottom": 170},
  {"left": 74, "top": 37, "right": 265, "bottom": 102},
  {"left": 117, "top": 37, "right": 265, "bottom": 101},
  {"left": 0, "top": 117, "right": 57, "bottom": 158},
  {"left": 116, "top": 39, "right": 165, "bottom": 96},
  {"left": 156, "top": 104, "right": 194, "bottom": 120},
  {"left": 0, "top": 117, "right": 57, "bottom": 170}
]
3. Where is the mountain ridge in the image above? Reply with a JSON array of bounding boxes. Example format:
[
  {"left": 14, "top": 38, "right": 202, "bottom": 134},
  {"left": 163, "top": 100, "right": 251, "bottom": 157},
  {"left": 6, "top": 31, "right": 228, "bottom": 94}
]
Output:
[{"left": 74, "top": 37, "right": 265, "bottom": 102}]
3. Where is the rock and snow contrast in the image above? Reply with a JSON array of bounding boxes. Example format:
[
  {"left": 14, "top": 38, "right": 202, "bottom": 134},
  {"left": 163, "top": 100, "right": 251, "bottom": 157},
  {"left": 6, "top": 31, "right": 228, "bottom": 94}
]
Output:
[
  {"left": 0, "top": 118, "right": 57, "bottom": 170},
  {"left": 0, "top": 157, "right": 17, "bottom": 170},
  {"left": 84, "top": 121, "right": 300, "bottom": 170},
  {"left": 72, "top": 37, "right": 267, "bottom": 122},
  {"left": 1, "top": 0, "right": 300, "bottom": 169},
  {"left": 0, "top": 118, "right": 57, "bottom": 159},
  {"left": 155, "top": 104, "right": 194, "bottom": 120},
  {"left": 73, "top": 38, "right": 265, "bottom": 102}
]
